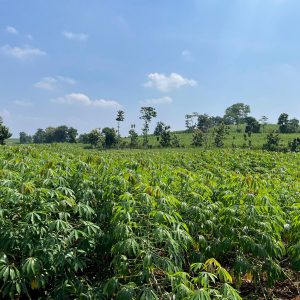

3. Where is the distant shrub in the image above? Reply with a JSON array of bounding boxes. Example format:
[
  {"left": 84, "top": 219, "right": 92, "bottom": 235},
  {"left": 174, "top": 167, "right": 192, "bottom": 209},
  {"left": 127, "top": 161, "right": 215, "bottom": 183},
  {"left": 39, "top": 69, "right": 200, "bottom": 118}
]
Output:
[
  {"left": 288, "top": 137, "right": 300, "bottom": 152},
  {"left": 263, "top": 131, "right": 280, "bottom": 151}
]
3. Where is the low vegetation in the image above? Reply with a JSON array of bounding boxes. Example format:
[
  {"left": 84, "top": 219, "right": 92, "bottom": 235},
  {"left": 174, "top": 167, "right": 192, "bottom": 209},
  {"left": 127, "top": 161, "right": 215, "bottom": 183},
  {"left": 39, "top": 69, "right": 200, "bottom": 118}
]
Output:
[{"left": 0, "top": 145, "right": 299, "bottom": 299}]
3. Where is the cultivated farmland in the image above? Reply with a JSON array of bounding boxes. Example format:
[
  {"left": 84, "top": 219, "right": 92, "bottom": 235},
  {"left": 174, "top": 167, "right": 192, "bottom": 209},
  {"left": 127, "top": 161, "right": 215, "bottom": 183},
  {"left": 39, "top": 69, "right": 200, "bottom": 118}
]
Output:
[{"left": 0, "top": 145, "right": 299, "bottom": 299}]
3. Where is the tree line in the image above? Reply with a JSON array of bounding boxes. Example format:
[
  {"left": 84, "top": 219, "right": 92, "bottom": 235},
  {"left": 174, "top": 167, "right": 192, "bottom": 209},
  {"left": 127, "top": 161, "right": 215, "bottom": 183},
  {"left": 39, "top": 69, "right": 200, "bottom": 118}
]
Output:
[{"left": 0, "top": 102, "right": 299, "bottom": 151}]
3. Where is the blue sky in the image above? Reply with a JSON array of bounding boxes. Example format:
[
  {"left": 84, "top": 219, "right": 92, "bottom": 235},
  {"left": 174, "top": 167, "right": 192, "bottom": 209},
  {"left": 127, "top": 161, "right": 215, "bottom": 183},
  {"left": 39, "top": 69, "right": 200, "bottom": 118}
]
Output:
[{"left": 1, "top": 0, "right": 300, "bottom": 136}]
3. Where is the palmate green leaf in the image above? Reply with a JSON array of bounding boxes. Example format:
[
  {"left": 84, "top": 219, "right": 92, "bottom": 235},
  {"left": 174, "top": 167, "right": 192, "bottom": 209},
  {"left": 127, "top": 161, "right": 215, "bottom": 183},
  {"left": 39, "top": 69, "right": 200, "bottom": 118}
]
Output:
[
  {"left": 0, "top": 265, "right": 20, "bottom": 283},
  {"left": 73, "top": 257, "right": 86, "bottom": 272},
  {"left": 140, "top": 288, "right": 159, "bottom": 300},
  {"left": 153, "top": 253, "right": 177, "bottom": 273},
  {"left": 69, "top": 229, "right": 87, "bottom": 242},
  {"left": 262, "top": 259, "right": 285, "bottom": 286},
  {"left": 197, "top": 272, "right": 217, "bottom": 288},
  {"left": 59, "top": 211, "right": 71, "bottom": 221},
  {"left": 142, "top": 252, "right": 152, "bottom": 269},
  {"left": 81, "top": 221, "right": 101, "bottom": 236},
  {"left": 188, "top": 289, "right": 212, "bottom": 300},
  {"left": 103, "top": 277, "right": 119, "bottom": 297},
  {"left": 114, "top": 223, "right": 133, "bottom": 240},
  {"left": 57, "top": 186, "right": 75, "bottom": 198},
  {"left": 190, "top": 262, "right": 204, "bottom": 273},
  {"left": 150, "top": 210, "right": 176, "bottom": 225},
  {"left": 116, "top": 282, "right": 137, "bottom": 300},
  {"left": 60, "top": 196, "right": 76, "bottom": 208},
  {"left": 203, "top": 258, "right": 221, "bottom": 271},
  {"left": 174, "top": 283, "right": 193, "bottom": 298},
  {"left": 0, "top": 266, "right": 10, "bottom": 282},
  {"left": 112, "top": 237, "right": 140, "bottom": 257},
  {"left": 50, "top": 219, "right": 73, "bottom": 232},
  {"left": 22, "top": 257, "right": 41, "bottom": 277},
  {"left": 75, "top": 203, "right": 95, "bottom": 220},
  {"left": 25, "top": 211, "right": 43, "bottom": 224},
  {"left": 222, "top": 283, "right": 242, "bottom": 300},
  {"left": 217, "top": 267, "right": 232, "bottom": 283}
]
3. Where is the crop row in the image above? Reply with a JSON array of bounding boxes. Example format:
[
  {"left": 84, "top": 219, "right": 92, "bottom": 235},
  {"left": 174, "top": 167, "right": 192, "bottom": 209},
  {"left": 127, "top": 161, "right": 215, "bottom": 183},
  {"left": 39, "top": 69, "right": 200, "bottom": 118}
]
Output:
[{"left": 0, "top": 145, "right": 299, "bottom": 299}]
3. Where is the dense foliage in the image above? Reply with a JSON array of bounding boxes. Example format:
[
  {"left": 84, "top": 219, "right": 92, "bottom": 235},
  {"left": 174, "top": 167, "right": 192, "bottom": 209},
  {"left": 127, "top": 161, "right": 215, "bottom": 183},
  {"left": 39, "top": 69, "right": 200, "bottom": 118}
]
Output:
[
  {"left": 32, "top": 126, "right": 78, "bottom": 144},
  {"left": 0, "top": 145, "right": 299, "bottom": 299},
  {"left": 0, "top": 117, "right": 12, "bottom": 145}
]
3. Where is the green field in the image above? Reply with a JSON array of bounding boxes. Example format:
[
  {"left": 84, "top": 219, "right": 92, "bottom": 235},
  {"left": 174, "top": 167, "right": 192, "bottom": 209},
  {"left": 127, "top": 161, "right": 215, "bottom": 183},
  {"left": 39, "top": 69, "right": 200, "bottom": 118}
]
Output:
[
  {"left": 0, "top": 144, "right": 299, "bottom": 299},
  {"left": 10, "top": 124, "right": 300, "bottom": 151},
  {"left": 126, "top": 124, "right": 300, "bottom": 150}
]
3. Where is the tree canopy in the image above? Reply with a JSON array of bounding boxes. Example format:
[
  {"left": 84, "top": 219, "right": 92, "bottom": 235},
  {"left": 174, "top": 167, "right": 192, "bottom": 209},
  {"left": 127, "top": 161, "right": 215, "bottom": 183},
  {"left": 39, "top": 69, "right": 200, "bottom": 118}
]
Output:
[
  {"left": 0, "top": 117, "right": 12, "bottom": 145},
  {"left": 223, "top": 103, "right": 250, "bottom": 126}
]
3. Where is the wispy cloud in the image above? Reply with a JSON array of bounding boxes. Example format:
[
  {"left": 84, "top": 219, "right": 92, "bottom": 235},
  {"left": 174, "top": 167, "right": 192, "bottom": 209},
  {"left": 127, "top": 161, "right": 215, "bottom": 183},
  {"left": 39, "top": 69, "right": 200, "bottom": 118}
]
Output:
[
  {"left": 13, "top": 100, "right": 33, "bottom": 107},
  {"left": 181, "top": 49, "right": 194, "bottom": 62},
  {"left": 5, "top": 26, "right": 33, "bottom": 40},
  {"left": 62, "top": 31, "right": 88, "bottom": 41},
  {"left": 144, "top": 72, "right": 197, "bottom": 92},
  {"left": 5, "top": 26, "right": 18, "bottom": 35},
  {"left": 52, "top": 93, "right": 122, "bottom": 109},
  {"left": 0, "top": 109, "right": 11, "bottom": 120},
  {"left": 0, "top": 44, "right": 46, "bottom": 60},
  {"left": 34, "top": 76, "right": 77, "bottom": 90},
  {"left": 26, "top": 34, "right": 33, "bottom": 40},
  {"left": 141, "top": 96, "right": 173, "bottom": 106}
]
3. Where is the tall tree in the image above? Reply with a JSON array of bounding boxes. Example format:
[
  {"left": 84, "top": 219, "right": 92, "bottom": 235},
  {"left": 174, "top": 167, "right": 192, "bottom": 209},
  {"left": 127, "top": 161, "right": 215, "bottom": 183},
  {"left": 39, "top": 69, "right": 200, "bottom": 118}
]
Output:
[
  {"left": 211, "top": 116, "right": 223, "bottom": 126},
  {"left": 154, "top": 121, "right": 165, "bottom": 136},
  {"left": 116, "top": 110, "right": 125, "bottom": 137},
  {"left": 278, "top": 113, "right": 299, "bottom": 133},
  {"left": 159, "top": 124, "right": 171, "bottom": 147},
  {"left": 0, "top": 116, "right": 12, "bottom": 145},
  {"left": 102, "top": 127, "right": 117, "bottom": 148},
  {"left": 33, "top": 129, "right": 46, "bottom": 144},
  {"left": 223, "top": 103, "right": 250, "bottom": 128},
  {"left": 185, "top": 112, "right": 198, "bottom": 132},
  {"left": 197, "top": 114, "right": 213, "bottom": 132},
  {"left": 78, "top": 133, "right": 90, "bottom": 144},
  {"left": 33, "top": 126, "right": 78, "bottom": 143},
  {"left": 288, "top": 118, "right": 299, "bottom": 133},
  {"left": 191, "top": 128, "right": 204, "bottom": 147},
  {"left": 19, "top": 132, "right": 32, "bottom": 144},
  {"left": 67, "top": 127, "right": 78, "bottom": 143},
  {"left": 140, "top": 107, "right": 157, "bottom": 147},
  {"left": 128, "top": 128, "right": 139, "bottom": 148},
  {"left": 277, "top": 113, "right": 289, "bottom": 133},
  {"left": 44, "top": 127, "right": 56, "bottom": 143},
  {"left": 213, "top": 123, "right": 229, "bottom": 147},
  {"left": 53, "top": 125, "right": 69, "bottom": 143},
  {"left": 244, "top": 116, "right": 261, "bottom": 133},
  {"left": 259, "top": 116, "right": 268, "bottom": 133},
  {"left": 88, "top": 128, "right": 103, "bottom": 148}
]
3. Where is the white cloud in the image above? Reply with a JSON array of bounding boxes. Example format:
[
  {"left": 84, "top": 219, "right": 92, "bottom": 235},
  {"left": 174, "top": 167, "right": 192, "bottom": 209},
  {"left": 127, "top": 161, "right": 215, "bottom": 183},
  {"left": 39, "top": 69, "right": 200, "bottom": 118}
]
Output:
[
  {"left": 5, "top": 26, "right": 18, "bottom": 35},
  {"left": 56, "top": 76, "right": 77, "bottom": 85},
  {"left": 62, "top": 31, "right": 88, "bottom": 41},
  {"left": 0, "top": 44, "right": 46, "bottom": 60},
  {"left": 34, "top": 76, "right": 77, "bottom": 90},
  {"left": 141, "top": 96, "right": 173, "bottom": 106},
  {"left": 52, "top": 93, "right": 122, "bottom": 109},
  {"left": 13, "top": 100, "right": 33, "bottom": 107},
  {"left": 144, "top": 72, "right": 197, "bottom": 92},
  {"left": 5, "top": 26, "right": 34, "bottom": 40}
]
